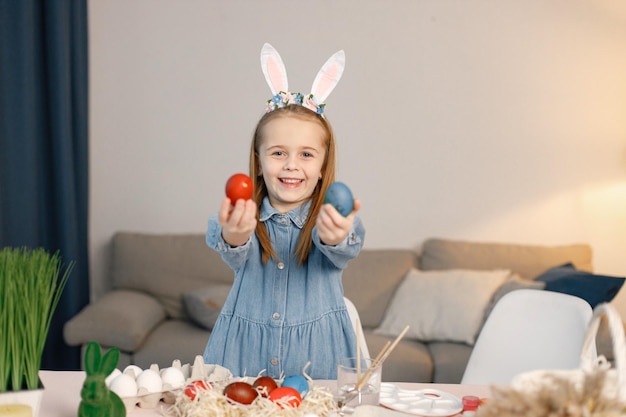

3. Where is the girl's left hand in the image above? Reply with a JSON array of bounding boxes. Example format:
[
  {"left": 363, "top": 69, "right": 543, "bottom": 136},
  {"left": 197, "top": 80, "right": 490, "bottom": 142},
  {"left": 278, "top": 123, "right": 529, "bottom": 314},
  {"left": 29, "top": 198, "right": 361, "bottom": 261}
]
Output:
[{"left": 316, "top": 198, "right": 361, "bottom": 246}]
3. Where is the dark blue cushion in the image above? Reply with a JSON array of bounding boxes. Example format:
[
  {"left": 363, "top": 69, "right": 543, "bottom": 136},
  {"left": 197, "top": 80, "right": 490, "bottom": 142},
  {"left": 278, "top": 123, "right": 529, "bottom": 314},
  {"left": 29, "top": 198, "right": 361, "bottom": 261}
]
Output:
[{"left": 535, "top": 263, "right": 625, "bottom": 308}]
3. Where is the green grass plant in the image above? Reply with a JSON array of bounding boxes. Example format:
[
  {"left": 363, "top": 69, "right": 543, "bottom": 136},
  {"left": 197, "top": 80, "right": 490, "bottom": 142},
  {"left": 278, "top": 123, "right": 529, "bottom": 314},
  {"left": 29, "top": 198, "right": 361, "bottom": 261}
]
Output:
[{"left": 0, "top": 247, "right": 73, "bottom": 392}]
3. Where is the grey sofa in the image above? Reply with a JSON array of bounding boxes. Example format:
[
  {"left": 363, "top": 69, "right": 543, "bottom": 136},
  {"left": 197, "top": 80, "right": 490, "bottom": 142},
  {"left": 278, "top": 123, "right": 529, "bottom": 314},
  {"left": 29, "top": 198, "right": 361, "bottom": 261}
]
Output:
[{"left": 64, "top": 232, "right": 614, "bottom": 383}]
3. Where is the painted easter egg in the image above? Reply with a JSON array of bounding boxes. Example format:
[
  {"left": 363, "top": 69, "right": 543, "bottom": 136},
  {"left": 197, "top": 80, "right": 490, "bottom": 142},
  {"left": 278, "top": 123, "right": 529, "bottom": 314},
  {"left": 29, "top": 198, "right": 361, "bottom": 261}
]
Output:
[
  {"left": 184, "top": 380, "right": 212, "bottom": 400},
  {"left": 225, "top": 173, "right": 253, "bottom": 203},
  {"left": 269, "top": 386, "right": 302, "bottom": 408},
  {"left": 253, "top": 375, "right": 278, "bottom": 397},
  {"left": 324, "top": 182, "right": 354, "bottom": 216},
  {"left": 223, "top": 381, "right": 259, "bottom": 405},
  {"left": 281, "top": 375, "right": 309, "bottom": 398}
]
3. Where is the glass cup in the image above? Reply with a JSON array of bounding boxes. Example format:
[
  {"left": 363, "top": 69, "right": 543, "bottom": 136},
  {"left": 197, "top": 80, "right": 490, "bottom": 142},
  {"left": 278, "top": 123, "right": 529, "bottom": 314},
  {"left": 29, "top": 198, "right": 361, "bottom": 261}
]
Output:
[{"left": 336, "top": 357, "right": 382, "bottom": 414}]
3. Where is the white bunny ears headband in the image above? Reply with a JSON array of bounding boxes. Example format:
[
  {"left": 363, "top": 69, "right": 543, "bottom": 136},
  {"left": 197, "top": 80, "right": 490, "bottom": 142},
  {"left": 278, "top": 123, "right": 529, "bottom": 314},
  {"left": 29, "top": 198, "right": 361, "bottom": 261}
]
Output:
[{"left": 261, "top": 43, "right": 345, "bottom": 116}]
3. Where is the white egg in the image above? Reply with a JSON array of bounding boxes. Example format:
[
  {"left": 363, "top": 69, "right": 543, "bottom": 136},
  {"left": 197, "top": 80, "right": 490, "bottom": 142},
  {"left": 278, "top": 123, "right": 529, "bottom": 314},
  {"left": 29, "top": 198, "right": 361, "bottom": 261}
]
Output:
[
  {"left": 160, "top": 367, "right": 185, "bottom": 389},
  {"left": 136, "top": 369, "right": 163, "bottom": 393},
  {"left": 105, "top": 368, "right": 122, "bottom": 387},
  {"left": 110, "top": 373, "right": 138, "bottom": 398},
  {"left": 123, "top": 364, "right": 143, "bottom": 379}
]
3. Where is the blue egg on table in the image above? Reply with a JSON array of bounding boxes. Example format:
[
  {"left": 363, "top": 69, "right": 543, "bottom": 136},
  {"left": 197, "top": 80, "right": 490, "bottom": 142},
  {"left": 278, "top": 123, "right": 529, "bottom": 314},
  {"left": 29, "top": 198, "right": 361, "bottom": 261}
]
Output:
[
  {"left": 324, "top": 182, "right": 354, "bottom": 217},
  {"left": 281, "top": 374, "right": 309, "bottom": 398}
]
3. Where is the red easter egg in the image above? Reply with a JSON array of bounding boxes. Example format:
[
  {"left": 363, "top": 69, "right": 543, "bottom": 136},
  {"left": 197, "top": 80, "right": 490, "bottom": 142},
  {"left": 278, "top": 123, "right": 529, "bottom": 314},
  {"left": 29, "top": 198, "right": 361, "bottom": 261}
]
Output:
[
  {"left": 223, "top": 381, "right": 259, "bottom": 405},
  {"left": 269, "top": 386, "right": 302, "bottom": 408},
  {"left": 225, "top": 173, "right": 253, "bottom": 203},
  {"left": 253, "top": 375, "right": 278, "bottom": 397},
  {"left": 184, "top": 380, "right": 212, "bottom": 400}
]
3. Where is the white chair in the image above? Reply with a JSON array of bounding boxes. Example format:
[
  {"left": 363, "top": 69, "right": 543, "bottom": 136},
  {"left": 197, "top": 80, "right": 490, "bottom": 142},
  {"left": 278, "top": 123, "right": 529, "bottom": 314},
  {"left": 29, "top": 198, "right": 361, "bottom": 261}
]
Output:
[
  {"left": 461, "top": 289, "right": 594, "bottom": 385},
  {"left": 344, "top": 296, "right": 370, "bottom": 359}
]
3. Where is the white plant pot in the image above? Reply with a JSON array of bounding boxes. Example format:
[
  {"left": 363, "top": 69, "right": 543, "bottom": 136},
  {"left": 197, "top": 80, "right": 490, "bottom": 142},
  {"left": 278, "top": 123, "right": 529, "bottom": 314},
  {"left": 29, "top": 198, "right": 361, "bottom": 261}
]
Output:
[{"left": 0, "top": 382, "right": 44, "bottom": 417}]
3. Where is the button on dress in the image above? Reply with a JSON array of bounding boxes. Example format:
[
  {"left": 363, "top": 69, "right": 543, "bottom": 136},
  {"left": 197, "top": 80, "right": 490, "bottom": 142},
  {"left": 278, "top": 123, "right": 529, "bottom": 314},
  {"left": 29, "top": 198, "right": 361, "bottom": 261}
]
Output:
[{"left": 203, "top": 197, "right": 365, "bottom": 379}]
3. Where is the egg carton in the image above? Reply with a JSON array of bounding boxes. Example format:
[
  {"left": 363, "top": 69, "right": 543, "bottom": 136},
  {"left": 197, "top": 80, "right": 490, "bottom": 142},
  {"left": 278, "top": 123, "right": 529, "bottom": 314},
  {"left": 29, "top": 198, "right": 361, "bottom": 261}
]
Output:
[{"left": 106, "top": 355, "right": 232, "bottom": 411}]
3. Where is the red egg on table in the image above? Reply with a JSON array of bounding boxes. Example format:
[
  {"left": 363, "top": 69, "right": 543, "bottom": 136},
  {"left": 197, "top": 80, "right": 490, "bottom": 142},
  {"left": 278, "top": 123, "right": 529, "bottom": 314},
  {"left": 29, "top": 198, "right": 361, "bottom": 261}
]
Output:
[
  {"left": 269, "top": 386, "right": 302, "bottom": 408},
  {"left": 253, "top": 375, "right": 278, "bottom": 397},
  {"left": 223, "top": 381, "right": 259, "bottom": 405},
  {"left": 184, "top": 380, "right": 212, "bottom": 400},
  {"left": 225, "top": 173, "right": 253, "bottom": 203}
]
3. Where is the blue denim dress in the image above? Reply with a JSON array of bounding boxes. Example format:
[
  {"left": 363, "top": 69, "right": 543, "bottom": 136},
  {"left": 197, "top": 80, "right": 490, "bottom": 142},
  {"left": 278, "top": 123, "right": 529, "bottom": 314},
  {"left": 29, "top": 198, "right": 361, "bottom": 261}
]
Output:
[{"left": 202, "top": 197, "right": 365, "bottom": 379}]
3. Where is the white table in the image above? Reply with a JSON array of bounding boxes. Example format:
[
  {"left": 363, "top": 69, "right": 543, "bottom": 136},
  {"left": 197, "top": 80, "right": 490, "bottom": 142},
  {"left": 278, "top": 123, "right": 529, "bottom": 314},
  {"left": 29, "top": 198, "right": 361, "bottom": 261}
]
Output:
[{"left": 38, "top": 370, "right": 491, "bottom": 417}]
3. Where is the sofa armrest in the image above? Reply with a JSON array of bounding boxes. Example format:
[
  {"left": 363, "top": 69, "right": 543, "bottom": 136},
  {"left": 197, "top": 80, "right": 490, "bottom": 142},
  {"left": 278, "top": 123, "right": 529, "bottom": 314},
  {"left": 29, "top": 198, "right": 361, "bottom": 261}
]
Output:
[{"left": 63, "top": 289, "right": 167, "bottom": 351}]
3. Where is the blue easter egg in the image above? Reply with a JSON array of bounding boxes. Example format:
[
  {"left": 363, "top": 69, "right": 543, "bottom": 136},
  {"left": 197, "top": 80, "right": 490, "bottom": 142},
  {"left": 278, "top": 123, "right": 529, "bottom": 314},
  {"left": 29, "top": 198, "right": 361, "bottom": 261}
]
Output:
[
  {"left": 324, "top": 182, "right": 354, "bottom": 217},
  {"left": 281, "top": 375, "right": 309, "bottom": 398}
]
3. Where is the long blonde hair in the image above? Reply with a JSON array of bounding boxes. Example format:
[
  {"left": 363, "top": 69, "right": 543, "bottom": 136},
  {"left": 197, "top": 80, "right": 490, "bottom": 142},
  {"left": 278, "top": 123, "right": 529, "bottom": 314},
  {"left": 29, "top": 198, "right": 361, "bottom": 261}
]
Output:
[{"left": 249, "top": 105, "right": 337, "bottom": 265}]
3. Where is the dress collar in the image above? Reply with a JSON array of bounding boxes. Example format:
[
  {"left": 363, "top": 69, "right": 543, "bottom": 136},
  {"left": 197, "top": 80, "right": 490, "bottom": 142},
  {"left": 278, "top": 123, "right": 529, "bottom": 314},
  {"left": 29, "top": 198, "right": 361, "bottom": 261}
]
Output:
[{"left": 259, "top": 196, "right": 311, "bottom": 229}]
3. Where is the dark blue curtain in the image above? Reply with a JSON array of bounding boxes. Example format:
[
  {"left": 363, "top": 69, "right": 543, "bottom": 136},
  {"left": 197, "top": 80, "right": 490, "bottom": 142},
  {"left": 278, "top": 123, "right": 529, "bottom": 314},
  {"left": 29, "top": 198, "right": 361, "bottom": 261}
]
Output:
[{"left": 0, "top": 0, "right": 89, "bottom": 370}]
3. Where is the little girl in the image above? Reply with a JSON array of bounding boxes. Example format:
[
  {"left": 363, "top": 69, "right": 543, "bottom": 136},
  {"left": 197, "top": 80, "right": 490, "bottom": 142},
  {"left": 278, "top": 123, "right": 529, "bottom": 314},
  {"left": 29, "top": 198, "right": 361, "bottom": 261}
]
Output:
[{"left": 202, "top": 44, "right": 365, "bottom": 379}]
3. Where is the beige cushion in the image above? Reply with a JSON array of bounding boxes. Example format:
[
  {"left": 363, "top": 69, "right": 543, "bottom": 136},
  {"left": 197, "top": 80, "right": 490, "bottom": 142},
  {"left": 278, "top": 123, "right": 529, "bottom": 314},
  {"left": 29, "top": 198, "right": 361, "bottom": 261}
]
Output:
[
  {"left": 63, "top": 290, "right": 166, "bottom": 351},
  {"left": 111, "top": 232, "right": 234, "bottom": 318},
  {"left": 420, "top": 238, "right": 593, "bottom": 279},
  {"left": 183, "top": 285, "right": 231, "bottom": 330},
  {"left": 374, "top": 268, "right": 511, "bottom": 345}
]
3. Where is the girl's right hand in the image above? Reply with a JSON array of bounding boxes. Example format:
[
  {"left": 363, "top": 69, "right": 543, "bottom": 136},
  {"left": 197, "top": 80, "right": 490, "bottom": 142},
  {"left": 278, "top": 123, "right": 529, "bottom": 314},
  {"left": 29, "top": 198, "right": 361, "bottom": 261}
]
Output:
[{"left": 218, "top": 197, "right": 257, "bottom": 247}]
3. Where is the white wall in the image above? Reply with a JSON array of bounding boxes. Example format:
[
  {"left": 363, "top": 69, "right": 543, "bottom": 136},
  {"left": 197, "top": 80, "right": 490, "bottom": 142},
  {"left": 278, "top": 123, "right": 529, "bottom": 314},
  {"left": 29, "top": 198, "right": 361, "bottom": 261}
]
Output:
[{"left": 88, "top": 1, "right": 626, "bottom": 315}]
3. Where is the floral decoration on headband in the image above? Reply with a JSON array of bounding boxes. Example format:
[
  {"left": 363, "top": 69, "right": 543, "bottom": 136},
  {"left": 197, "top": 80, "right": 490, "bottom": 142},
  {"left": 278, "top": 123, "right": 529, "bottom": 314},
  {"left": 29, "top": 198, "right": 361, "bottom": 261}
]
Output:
[
  {"left": 260, "top": 43, "right": 345, "bottom": 116},
  {"left": 266, "top": 92, "right": 325, "bottom": 115}
]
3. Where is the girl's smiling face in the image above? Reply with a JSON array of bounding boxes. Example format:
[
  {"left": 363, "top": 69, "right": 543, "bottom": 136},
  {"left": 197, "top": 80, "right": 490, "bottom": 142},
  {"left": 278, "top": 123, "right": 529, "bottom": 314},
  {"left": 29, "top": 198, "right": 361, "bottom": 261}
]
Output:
[{"left": 257, "top": 116, "right": 327, "bottom": 213}]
